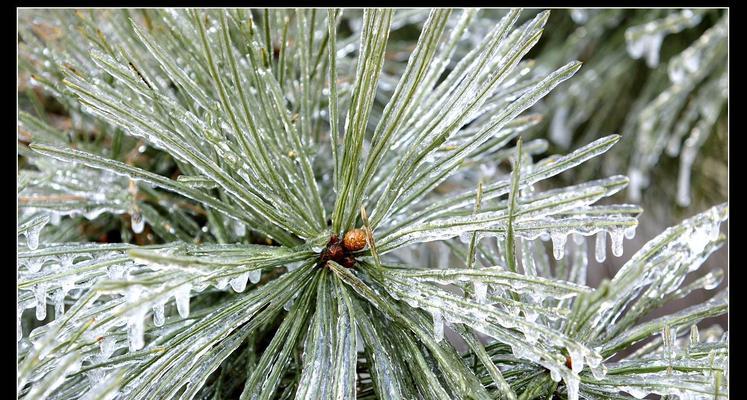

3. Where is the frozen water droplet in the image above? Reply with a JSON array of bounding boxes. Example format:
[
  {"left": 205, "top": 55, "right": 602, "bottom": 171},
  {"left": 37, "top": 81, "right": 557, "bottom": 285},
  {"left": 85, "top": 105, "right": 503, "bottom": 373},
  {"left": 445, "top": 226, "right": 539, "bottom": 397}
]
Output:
[
  {"left": 28, "top": 259, "right": 44, "bottom": 273},
  {"left": 550, "top": 107, "right": 572, "bottom": 149},
  {"left": 610, "top": 230, "right": 624, "bottom": 257},
  {"left": 458, "top": 232, "right": 472, "bottom": 244},
  {"left": 432, "top": 309, "right": 444, "bottom": 342},
  {"left": 215, "top": 277, "right": 229, "bottom": 290},
  {"left": 689, "top": 325, "right": 700, "bottom": 348},
  {"left": 99, "top": 336, "right": 116, "bottom": 359},
  {"left": 474, "top": 282, "right": 487, "bottom": 304},
  {"left": 127, "top": 312, "right": 145, "bottom": 351},
  {"left": 35, "top": 284, "right": 47, "bottom": 321},
  {"left": 589, "top": 361, "right": 607, "bottom": 380},
  {"left": 565, "top": 375, "right": 580, "bottom": 400},
  {"left": 624, "top": 226, "right": 636, "bottom": 240},
  {"left": 174, "top": 284, "right": 191, "bottom": 318},
  {"left": 53, "top": 289, "right": 66, "bottom": 319},
  {"left": 551, "top": 233, "right": 567, "bottom": 260},
  {"left": 248, "top": 269, "right": 262, "bottom": 284},
  {"left": 107, "top": 264, "right": 126, "bottom": 280},
  {"left": 549, "top": 366, "right": 561, "bottom": 382},
  {"left": 49, "top": 212, "right": 61, "bottom": 225},
  {"left": 84, "top": 209, "right": 106, "bottom": 220},
  {"left": 131, "top": 212, "right": 145, "bottom": 234},
  {"left": 595, "top": 231, "right": 607, "bottom": 263},
  {"left": 232, "top": 221, "right": 246, "bottom": 237},
  {"left": 25, "top": 224, "right": 42, "bottom": 250},
  {"left": 152, "top": 303, "right": 165, "bottom": 326},
  {"left": 229, "top": 272, "right": 249, "bottom": 293},
  {"left": 628, "top": 168, "right": 644, "bottom": 202}
]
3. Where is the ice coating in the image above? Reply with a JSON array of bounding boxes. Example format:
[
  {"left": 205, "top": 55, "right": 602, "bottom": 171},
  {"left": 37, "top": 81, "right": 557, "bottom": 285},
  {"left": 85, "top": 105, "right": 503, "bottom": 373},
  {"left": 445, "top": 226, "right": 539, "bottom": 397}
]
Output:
[{"left": 380, "top": 271, "right": 601, "bottom": 400}]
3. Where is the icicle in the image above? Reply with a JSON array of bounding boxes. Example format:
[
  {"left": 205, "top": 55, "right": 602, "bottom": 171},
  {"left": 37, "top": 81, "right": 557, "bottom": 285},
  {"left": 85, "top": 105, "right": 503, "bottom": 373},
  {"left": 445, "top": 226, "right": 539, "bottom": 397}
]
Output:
[
  {"left": 549, "top": 367, "right": 561, "bottom": 382},
  {"left": 458, "top": 232, "right": 472, "bottom": 244},
  {"left": 565, "top": 375, "right": 580, "bottom": 400},
  {"left": 432, "top": 309, "right": 444, "bottom": 342},
  {"left": 215, "top": 277, "right": 230, "bottom": 290},
  {"left": 34, "top": 284, "right": 47, "bottom": 321},
  {"left": 589, "top": 361, "right": 608, "bottom": 380},
  {"left": 551, "top": 232, "right": 567, "bottom": 260},
  {"left": 708, "top": 207, "right": 722, "bottom": 241},
  {"left": 473, "top": 282, "right": 487, "bottom": 304},
  {"left": 595, "top": 231, "right": 607, "bottom": 263},
  {"left": 624, "top": 226, "right": 637, "bottom": 240},
  {"left": 49, "top": 212, "right": 61, "bottom": 225},
  {"left": 28, "top": 258, "right": 44, "bottom": 273},
  {"left": 625, "top": 27, "right": 664, "bottom": 68},
  {"left": 248, "top": 269, "right": 262, "bottom": 284},
  {"left": 25, "top": 224, "right": 43, "bottom": 250},
  {"left": 628, "top": 167, "right": 644, "bottom": 202},
  {"left": 676, "top": 149, "right": 694, "bottom": 207},
  {"left": 284, "top": 299, "right": 295, "bottom": 311},
  {"left": 17, "top": 310, "right": 22, "bottom": 342},
  {"left": 229, "top": 272, "right": 249, "bottom": 293},
  {"left": 662, "top": 325, "right": 675, "bottom": 374},
  {"left": 610, "top": 230, "right": 625, "bottom": 257},
  {"left": 131, "top": 211, "right": 145, "bottom": 234},
  {"left": 567, "top": 348, "right": 584, "bottom": 374},
  {"left": 152, "top": 303, "right": 165, "bottom": 326},
  {"left": 84, "top": 209, "right": 107, "bottom": 220},
  {"left": 550, "top": 106, "right": 572, "bottom": 149},
  {"left": 232, "top": 220, "right": 246, "bottom": 237},
  {"left": 174, "top": 284, "right": 191, "bottom": 318},
  {"left": 689, "top": 325, "right": 700, "bottom": 348},
  {"left": 53, "top": 289, "right": 66, "bottom": 319},
  {"left": 99, "top": 336, "right": 117, "bottom": 360},
  {"left": 127, "top": 310, "right": 146, "bottom": 351},
  {"left": 702, "top": 272, "right": 722, "bottom": 290}
]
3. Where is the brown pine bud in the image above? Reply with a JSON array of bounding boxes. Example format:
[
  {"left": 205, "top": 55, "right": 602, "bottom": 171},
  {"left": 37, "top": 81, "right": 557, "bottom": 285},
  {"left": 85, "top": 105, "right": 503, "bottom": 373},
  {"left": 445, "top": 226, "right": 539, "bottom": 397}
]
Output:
[
  {"left": 342, "top": 255, "right": 357, "bottom": 268},
  {"left": 328, "top": 243, "right": 344, "bottom": 260},
  {"left": 343, "top": 228, "right": 367, "bottom": 251}
]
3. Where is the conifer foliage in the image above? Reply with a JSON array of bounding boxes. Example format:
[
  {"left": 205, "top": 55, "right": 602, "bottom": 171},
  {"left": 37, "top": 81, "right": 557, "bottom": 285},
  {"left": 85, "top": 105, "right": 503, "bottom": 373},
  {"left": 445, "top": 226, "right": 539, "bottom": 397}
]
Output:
[{"left": 18, "top": 9, "right": 727, "bottom": 399}]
